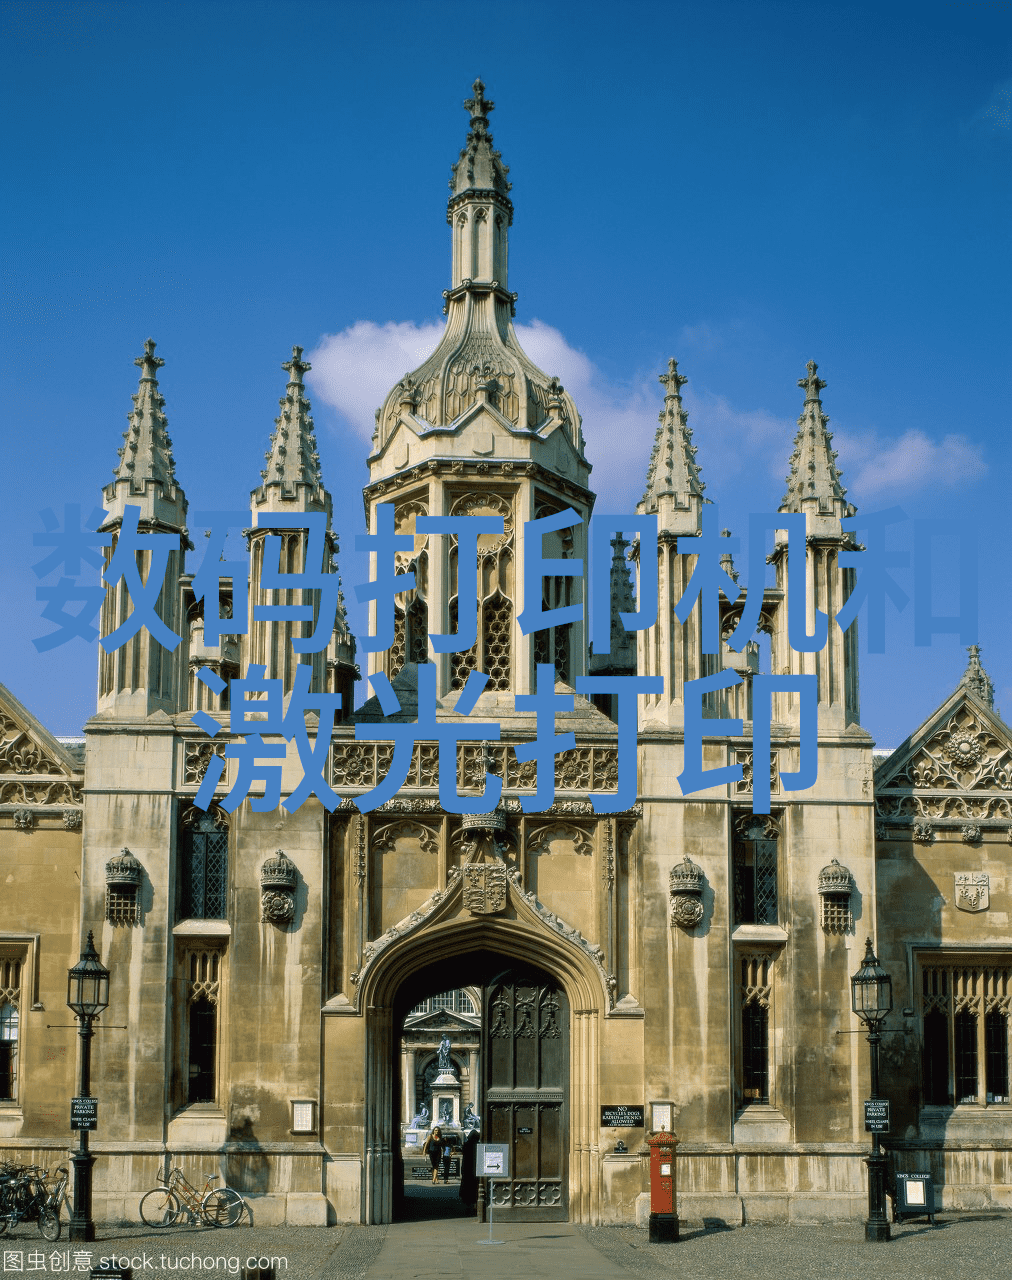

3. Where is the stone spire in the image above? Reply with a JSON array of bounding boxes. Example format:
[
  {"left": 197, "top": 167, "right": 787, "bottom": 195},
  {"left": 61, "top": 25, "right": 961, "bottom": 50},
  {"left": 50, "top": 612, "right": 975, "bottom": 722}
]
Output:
[
  {"left": 959, "top": 645, "right": 995, "bottom": 709},
  {"left": 590, "top": 534, "right": 638, "bottom": 677},
  {"left": 106, "top": 339, "right": 184, "bottom": 513},
  {"left": 780, "top": 361, "right": 853, "bottom": 518},
  {"left": 98, "top": 340, "right": 189, "bottom": 717},
  {"left": 640, "top": 359, "right": 705, "bottom": 513},
  {"left": 253, "top": 346, "right": 330, "bottom": 517}
]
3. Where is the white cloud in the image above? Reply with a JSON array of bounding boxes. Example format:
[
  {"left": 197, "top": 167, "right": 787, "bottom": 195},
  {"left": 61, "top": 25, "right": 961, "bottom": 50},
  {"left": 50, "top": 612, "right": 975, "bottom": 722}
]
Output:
[
  {"left": 840, "top": 429, "right": 987, "bottom": 499},
  {"left": 306, "top": 318, "right": 987, "bottom": 518}
]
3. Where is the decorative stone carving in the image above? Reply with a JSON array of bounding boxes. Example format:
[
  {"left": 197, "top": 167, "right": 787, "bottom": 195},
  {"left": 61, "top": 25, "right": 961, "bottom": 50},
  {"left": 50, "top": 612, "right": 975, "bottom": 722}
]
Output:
[
  {"left": 184, "top": 740, "right": 227, "bottom": 787},
  {"left": 955, "top": 872, "right": 989, "bottom": 913},
  {"left": 961, "top": 824, "right": 982, "bottom": 844},
  {"left": 106, "top": 848, "right": 142, "bottom": 887},
  {"left": 372, "top": 820, "right": 439, "bottom": 855},
  {"left": 105, "top": 847, "right": 142, "bottom": 925},
  {"left": 887, "top": 705, "right": 1010, "bottom": 792},
  {"left": 817, "top": 858, "right": 853, "bottom": 934},
  {"left": 260, "top": 850, "right": 297, "bottom": 925},
  {"left": 912, "top": 822, "right": 934, "bottom": 844},
  {"left": 462, "top": 861, "right": 508, "bottom": 914},
  {"left": 12, "top": 808, "right": 33, "bottom": 831},
  {"left": 669, "top": 858, "right": 705, "bottom": 929},
  {"left": 527, "top": 822, "right": 593, "bottom": 859}
]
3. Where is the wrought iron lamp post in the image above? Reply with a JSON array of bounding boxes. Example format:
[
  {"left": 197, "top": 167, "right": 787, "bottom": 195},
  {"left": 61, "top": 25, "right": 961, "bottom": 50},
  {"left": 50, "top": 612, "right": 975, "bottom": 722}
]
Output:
[
  {"left": 851, "top": 937, "right": 892, "bottom": 1243},
  {"left": 66, "top": 931, "right": 110, "bottom": 1242}
]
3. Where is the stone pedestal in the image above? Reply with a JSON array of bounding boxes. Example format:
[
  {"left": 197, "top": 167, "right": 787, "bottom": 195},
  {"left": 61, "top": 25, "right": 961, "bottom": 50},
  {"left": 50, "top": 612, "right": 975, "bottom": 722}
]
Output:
[{"left": 431, "top": 1069, "right": 461, "bottom": 1127}]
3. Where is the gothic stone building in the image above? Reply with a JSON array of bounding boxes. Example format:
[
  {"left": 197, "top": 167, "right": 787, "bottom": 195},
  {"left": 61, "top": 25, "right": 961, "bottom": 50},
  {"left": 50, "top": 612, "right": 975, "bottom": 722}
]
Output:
[{"left": 2, "top": 82, "right": 1010, "bottom": 1226}]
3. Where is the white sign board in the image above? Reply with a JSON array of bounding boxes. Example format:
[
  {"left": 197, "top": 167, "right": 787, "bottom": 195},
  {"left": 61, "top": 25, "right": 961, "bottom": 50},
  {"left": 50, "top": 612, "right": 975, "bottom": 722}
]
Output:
[{"left": 476, "top": 1142, "right": 510, "bottom": 1178}]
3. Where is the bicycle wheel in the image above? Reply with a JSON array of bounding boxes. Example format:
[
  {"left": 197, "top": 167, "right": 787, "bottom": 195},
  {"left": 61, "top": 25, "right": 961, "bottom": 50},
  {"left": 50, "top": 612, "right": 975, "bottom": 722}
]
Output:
[
  {"left": 140, "top": 1188, "right": 181, "bottom": 1227},
  {"left": 38, "top": 1208, "right": 61, "bottom": 1242},
  {"left": 201, "top": 1188, "right": 244, "bottom": 1227}
]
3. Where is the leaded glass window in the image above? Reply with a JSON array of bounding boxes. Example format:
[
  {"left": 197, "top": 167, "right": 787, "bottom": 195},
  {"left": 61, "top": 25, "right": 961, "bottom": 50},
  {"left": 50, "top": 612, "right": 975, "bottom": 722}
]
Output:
[
  {"left": 179, "top": 808, "right": 228, "bottom": 920},
  {"left": 0, "top": 958, "right": 20, "bottom": 1102},
  {"left": 733, "top": 814, "right": 779, "bottom": 925}
]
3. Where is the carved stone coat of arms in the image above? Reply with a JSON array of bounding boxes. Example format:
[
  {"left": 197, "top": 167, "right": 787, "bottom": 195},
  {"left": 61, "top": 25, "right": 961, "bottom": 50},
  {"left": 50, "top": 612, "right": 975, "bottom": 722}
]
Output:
[
  {"left": 463, "top": 861, "right": 508, "bottom": 915},
  {"left": 955, "top": 872, "right": 989, "bottom": 913}
]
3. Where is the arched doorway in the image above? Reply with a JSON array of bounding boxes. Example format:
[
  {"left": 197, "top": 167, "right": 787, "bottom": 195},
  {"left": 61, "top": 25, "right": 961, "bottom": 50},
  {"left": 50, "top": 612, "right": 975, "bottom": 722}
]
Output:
[
  {"left": 357, "top": 915, "right": 606, "bottom": 1225},
  {"left": 389, "top": 952, "right": 567, "bottom": 1221}
]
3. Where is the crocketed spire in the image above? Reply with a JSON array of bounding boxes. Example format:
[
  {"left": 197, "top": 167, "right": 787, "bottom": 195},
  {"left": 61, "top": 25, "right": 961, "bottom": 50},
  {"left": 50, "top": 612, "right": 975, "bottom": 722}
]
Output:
[
  {"left": 959, "top": 645, "right": 995, "bottom": 710},
  {"left": 253, "top": 346, "right": 330, "bottom": 515},
  {"left": 780, "top": 361, "right": 853, "bottom": 518},
  {"left": 640, "top": 358, "right": 705, "bottom": 512},
  {"left": 109, "top": 339, "right": 180, "bottom": 498},
  {"left": 449, "top": 78, "right": 513, "bottom": 211},
  {"left": 590, "top": 534, "right": 638, "bottom": 676}
]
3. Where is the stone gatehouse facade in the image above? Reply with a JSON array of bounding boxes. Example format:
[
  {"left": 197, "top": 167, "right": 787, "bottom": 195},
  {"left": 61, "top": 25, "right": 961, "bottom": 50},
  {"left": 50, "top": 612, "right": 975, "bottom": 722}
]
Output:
[{"left": 2, "top": 82, "right": 1010, "bottom": 1227}]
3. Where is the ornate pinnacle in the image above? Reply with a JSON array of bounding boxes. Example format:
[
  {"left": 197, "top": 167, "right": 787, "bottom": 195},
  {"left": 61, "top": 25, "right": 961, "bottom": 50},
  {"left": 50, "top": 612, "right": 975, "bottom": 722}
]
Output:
[
  {"left": 134, "top": 338, "right": 164, "bottom": 381},
  {"left": 660, "top": 357, "right": 688, "bottom": 399},
  {"left": 798, "top": 360, "right": 826, "bottom": 403},
  {"left": 959, "top": 645, "right": 995, "bottom": 709},
  {"left": 464, "top": 78, "right": 494, "bottom": 128},
  {"left": 282, "top": 345, "right": 311, "bottom": 385}
]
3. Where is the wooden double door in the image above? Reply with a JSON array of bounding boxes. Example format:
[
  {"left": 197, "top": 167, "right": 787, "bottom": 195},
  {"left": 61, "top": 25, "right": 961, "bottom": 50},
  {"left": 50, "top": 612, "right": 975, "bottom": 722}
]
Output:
[{"left": 483, "top": 968, "right": 569, "bottom": 1221}]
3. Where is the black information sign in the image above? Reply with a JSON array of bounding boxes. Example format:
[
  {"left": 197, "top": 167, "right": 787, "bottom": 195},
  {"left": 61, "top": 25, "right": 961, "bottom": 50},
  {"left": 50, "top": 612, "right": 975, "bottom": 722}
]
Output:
[
  {"left": 601, "top": 1105, "right": 645, "bottom": 1128},
  {"left": 863, "top": 1099, "right": 890, "bottom": 1133},
  {"left": 71, "top": 1097, "right": 98, "bottom": 1131}
]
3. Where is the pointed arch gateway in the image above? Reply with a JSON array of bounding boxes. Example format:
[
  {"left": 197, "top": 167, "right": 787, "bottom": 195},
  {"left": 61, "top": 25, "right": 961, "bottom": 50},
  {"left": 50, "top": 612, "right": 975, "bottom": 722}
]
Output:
[{"left": 357, "top": 913, "right": 607, "bottom": 1224}]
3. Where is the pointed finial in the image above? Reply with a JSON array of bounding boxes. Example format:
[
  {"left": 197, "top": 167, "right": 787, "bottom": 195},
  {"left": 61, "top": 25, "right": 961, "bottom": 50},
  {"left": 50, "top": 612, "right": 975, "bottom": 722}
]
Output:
[
  {"left": 134, "top": 338, "right": 164, "bottom": 380},
  {"left": 660, "top": 357, "right": 688, "bottom": 399},
  {"left": 959, "top": 644, "right": 995, "bottom": 709},
  {"left": 798, "top": 360, "right": 826, "bottom": 403},
  {"left": 282, "top": 345, "right": 311, "bottom": 386},
  {"left": 464, "top": 79, "right": 494, "bottom": 127}
]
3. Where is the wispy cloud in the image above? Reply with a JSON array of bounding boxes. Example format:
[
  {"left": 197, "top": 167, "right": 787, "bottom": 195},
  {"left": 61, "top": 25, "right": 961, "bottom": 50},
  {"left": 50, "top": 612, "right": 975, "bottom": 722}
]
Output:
[{"left": 840, "top": 428, "right": 987, "bottom": 499}]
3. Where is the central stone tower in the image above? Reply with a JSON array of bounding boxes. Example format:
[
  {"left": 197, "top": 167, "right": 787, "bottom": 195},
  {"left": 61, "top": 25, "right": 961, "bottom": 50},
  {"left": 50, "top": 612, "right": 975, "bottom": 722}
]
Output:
[{"left": 365, "top": 80, "right": 594, "bottom": 699}]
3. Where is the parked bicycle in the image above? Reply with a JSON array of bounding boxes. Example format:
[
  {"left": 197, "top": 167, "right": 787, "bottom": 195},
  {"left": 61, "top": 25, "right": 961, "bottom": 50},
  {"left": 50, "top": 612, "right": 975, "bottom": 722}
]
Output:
[
  {"left": 139, "top": 1167, "right": 245, "bottom": 1228},
  {"left": 0, "top": 1163, "right": 68, "bottom": 1241}
]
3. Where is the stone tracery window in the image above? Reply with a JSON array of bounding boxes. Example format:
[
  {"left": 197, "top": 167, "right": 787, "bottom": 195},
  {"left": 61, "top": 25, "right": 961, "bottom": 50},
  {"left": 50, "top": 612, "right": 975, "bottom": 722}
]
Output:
[
  {"left": 388, "top": 497, "right": 429, "bottom": 680},
  {"left": 181, "top": 948, "right": 223, "bottom": 1105},
  {"left": 739, "top": 952, "right": 773, "bottom": 1105},
  {"left": 922, "top": 962, "right": 1011, "bottom": 1106}
]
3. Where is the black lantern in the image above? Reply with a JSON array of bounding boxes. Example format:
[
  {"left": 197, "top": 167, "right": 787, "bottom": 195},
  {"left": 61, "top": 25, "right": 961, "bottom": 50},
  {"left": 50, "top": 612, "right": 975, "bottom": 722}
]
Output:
[
  {"left": 850, "top": 936, "right": 892, "bottom": 1243},
  {"left": 67, "top": 932, "right": 110, "bottom": 1021},
  {"left": 851, "top": 938, "right": 892, "bottom": 1026},
  {"left": 66, "top": 930, "right": 110, "bottom": 1242}
]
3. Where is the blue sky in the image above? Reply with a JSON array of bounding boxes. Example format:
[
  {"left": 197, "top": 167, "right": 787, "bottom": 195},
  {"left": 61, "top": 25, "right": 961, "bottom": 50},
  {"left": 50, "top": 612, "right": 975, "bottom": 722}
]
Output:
[{"left": 3, "top": 0, "right": 1009, "bottom": 745}]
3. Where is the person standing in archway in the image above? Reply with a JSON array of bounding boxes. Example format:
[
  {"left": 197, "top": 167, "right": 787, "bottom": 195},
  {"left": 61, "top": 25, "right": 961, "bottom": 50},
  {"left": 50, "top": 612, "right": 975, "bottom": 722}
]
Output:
[
  {"left": 421, "top": 1125, "right": 445, "bottom": 1185},
  {"left": 459, "top": 1127, "right": 479, "bottom": 1210}
]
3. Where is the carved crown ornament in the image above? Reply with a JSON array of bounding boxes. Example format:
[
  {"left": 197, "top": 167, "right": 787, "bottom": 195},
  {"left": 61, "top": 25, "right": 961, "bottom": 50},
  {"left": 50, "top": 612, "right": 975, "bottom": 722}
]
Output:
[
  {"left": 260, "top": 850, "right": 298, "bottom": 925},
  {"left": 669, "top": 857, "right": 705, "bottom": 930}
]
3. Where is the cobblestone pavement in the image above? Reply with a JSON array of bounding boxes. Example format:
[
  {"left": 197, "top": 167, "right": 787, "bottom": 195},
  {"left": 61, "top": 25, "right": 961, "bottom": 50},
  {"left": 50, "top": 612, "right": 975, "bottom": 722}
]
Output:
[
  {"left": 8, "top": 1206, "right": 1008, "bottom": 1280},
  {"left": 584, "top": 1213, "right": 1012, "bottom": 1280}
]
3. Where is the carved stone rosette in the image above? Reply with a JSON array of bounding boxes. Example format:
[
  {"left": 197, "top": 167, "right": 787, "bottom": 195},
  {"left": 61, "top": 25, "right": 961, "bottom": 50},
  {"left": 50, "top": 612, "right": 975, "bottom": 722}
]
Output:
[
  {"left": 260, "top": 850, "right": 297, "bottom": 925},
  {"left": 669, "top": 857, "right": 704, "bottom": 930}
]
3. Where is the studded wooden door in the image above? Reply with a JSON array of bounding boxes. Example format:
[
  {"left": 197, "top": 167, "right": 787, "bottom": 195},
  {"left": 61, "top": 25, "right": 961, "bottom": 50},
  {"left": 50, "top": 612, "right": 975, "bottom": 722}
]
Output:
[{"left": 484, "top": 969, "right": 568, "bottom": 1221}]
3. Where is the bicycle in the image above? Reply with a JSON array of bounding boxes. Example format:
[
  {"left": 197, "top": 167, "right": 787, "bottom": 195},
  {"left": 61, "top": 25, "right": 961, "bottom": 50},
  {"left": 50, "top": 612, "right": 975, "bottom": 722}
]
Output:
[
  {"left": 0, "top": 1163, "right": 66, "bottom": 1241},
  {"left": 139, "top": 1167, "right": 245, "bottom": 1228}
]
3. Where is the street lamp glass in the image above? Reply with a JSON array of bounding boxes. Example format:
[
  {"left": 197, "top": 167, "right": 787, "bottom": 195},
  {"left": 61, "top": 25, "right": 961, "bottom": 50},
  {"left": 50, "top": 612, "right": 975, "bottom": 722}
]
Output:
[
  {"left": 67, "top": 931, "right": 110, "bottom": 1020},
  {"left": 851, "top": 937, "right": 892, "bottom": 1024}
]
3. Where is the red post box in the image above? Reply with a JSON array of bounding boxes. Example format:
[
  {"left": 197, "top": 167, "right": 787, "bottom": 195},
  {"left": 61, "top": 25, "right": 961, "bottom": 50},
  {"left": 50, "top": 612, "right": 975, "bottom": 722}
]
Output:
[{"left": 647, "top": 1130, "right": 679, "bottom": 1242}]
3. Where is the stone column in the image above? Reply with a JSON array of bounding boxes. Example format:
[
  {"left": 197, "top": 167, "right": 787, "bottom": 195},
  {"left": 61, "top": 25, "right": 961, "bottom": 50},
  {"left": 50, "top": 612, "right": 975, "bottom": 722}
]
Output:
[
  {"left": 468, "top": 1048, "right": 480, "bottom": 1110},
  {"left": 404, "top": 1047, "right": 416, "bottom": 1123}
]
